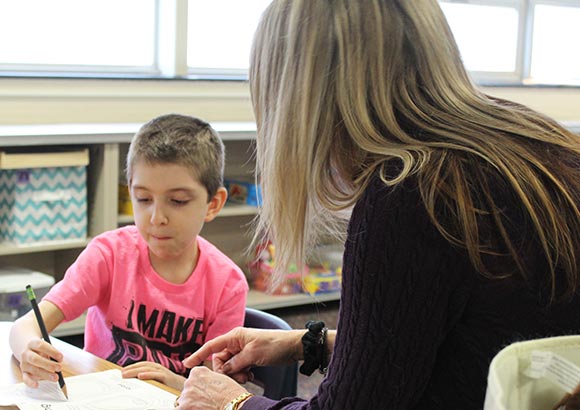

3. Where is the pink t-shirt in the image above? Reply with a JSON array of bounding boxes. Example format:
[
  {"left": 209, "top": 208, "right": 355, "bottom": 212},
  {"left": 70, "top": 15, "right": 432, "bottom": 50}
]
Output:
[{"left": 45, "top": 225, "right": 248, "bottom": 376}]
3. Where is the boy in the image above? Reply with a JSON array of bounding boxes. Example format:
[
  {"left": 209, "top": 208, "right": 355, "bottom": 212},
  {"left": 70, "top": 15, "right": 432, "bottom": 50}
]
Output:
[{"left": 9, "top": 114, "right": 249, "bottom": 391}]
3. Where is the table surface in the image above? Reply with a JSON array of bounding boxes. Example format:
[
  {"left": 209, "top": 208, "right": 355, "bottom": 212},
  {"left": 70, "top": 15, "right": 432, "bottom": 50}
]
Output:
[{"left": 0, "top": 321, "right": 180, "bottom": 409}]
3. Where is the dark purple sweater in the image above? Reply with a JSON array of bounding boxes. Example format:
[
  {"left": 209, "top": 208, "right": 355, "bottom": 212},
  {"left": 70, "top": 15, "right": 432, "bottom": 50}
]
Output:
[{"left": 245, "top": 174, "right": 580, "bottom": 410}]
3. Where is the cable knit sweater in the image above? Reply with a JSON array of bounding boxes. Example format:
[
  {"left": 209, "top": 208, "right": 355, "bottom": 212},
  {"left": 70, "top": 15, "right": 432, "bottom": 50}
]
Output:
[{"left": 244, "top": 173, "right": 580, "bottom": 410}]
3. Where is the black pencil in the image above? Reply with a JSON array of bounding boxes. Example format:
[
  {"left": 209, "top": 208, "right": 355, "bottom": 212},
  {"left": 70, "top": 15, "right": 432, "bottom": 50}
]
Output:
[{"left": 26, "top": 285, "right": 69, "bottom": 400}]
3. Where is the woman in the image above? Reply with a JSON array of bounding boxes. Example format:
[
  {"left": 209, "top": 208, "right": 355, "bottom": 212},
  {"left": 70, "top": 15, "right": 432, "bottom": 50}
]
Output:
[{"left": 177, "top": 0, "right": 580, "bottom": 409}]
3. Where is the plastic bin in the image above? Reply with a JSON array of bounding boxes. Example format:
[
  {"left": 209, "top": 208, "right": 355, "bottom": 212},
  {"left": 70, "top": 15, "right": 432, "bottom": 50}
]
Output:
[{"left": 0, "top": 267, "right": 55, "bottom": 321}]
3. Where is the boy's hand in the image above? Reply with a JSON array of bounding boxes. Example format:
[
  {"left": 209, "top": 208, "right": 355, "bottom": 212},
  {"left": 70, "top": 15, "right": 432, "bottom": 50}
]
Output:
[
  {"left": 122, "top": 361, "right": 186, "bottom": 391},
  {"left": 19, "top": 337, "right": 64, "bottom": 388}
]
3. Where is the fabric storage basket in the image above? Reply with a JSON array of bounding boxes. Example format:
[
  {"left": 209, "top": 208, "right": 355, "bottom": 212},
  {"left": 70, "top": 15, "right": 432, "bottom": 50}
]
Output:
[
  {"left": 0, "top": 149, "right": 89, "bottom": 244},
  {"left": 484, "top": 335, "right": 580, "bottom": 410}
]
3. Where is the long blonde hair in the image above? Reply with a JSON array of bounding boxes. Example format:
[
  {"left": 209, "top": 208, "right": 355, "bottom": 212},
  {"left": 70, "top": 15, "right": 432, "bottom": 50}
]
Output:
[{"left": 250, "top": 0, "right": 580, "bottom": 300}]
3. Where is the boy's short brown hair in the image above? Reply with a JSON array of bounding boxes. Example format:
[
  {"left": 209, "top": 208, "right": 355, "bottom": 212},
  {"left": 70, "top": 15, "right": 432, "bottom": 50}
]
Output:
[{"left": 126, "top": 114, "right": 225, "bottom": 200}]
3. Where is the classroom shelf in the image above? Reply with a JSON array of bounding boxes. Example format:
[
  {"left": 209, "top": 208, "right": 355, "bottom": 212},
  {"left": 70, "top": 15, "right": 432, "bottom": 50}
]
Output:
[
  {"left": 116, "top": 204, "right": 258, "bottom": 225},
  {"left": 0, "top": 122, "right": 258, "bottom": 282},
  {"left": 117, "top": 214, "right": 134, "bottom": 225},
  {"left": 0, "top": 122, "right": 256, "bottom": 145},
  {"left": 218, "top": 204, "right": 259, "bottom": 217},
  {"left": 0, "top": 239, "right": 91, "bottom": 256},
  {"left": 0, "top": 121, "right": 340, "bottom": 340},
  {"left": 52, "top": 314, "right": 88, "bottom": 338},
  {"left": 50, "top": 289, "right": 341, "bottom": 337},
  {"left": 246, "top": 289, "right": 341, "bottom": 311}
]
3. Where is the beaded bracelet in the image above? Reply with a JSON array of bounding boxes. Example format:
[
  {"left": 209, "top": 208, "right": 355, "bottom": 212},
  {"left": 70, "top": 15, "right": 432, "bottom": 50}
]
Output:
[{"left": 299, "top": 320, "right": 329, "bottom": 376}]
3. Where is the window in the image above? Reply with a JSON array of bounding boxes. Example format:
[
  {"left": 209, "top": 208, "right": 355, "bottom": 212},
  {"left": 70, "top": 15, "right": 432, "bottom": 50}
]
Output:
[
  {"left": 439, "top": 0, "right": 580, "bottom": 85},
  {"left": 440, "top": 2, "right": 520, "bottom": 73},
  {"left": 0, "top": 0, "right": 578, "bottom": 86},
  {"left": 187, "top": 0, "right": 271, "bottom": 76},
  {"left": 0, "top": 0, "right": 157, "bottom": 74},
  {"left": 529, "top": 2, "right": 580, "bottom": 85}
]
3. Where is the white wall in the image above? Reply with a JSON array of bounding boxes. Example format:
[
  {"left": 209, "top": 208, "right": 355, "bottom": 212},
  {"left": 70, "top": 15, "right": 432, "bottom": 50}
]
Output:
[
  {"left": 0, "top": 79, "right": 254, "bottom": 125},
  {"left": 0, "top": 78, "right": 578, "bottom": 128}
]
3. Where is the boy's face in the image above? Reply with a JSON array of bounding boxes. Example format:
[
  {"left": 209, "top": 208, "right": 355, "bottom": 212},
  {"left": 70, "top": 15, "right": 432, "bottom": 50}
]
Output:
[{"left": 129, "top": 161, "right": 218, "bottom": 263}]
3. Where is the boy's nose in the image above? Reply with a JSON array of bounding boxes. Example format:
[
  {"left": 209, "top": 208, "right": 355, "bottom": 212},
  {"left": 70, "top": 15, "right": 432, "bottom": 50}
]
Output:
[{"left": 150, "top": 205, "right": 168, "bottom": 225}]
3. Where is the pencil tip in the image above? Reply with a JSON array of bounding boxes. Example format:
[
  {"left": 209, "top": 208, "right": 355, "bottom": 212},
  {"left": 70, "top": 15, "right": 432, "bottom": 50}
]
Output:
[{"left": 62, "top": 385, "right": 69, "bottom": 400}]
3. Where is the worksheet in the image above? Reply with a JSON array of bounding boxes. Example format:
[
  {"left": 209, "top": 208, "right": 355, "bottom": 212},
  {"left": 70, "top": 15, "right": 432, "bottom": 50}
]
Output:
[{"left": 0, "top": 369, "right": 177, "bottom": 410}]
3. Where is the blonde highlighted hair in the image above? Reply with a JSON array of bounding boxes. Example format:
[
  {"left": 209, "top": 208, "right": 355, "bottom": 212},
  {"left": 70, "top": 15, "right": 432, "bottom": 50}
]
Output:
[{"left": 250, "top": 0, "right": 580, "bottom": 300}]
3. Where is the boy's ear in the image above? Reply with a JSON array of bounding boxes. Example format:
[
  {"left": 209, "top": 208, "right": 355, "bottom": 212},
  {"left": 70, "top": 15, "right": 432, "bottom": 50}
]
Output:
[{"left": 204, "top": 187, "right": 228, "bottom": 222}]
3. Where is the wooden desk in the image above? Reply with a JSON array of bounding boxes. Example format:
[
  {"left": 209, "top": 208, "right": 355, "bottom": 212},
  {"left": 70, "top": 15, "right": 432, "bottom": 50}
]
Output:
[{"left": 1, "top": 321, "right": 179, "bottom": 408}]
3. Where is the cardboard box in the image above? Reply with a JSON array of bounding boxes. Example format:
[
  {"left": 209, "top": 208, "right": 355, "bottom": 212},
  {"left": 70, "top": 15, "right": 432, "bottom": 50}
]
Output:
[
  {"left": 0, "top": 149, "right": 88, "bottom": 244},
  {"left": 0, "top": 267, "right": 55, "bottom": 321}
]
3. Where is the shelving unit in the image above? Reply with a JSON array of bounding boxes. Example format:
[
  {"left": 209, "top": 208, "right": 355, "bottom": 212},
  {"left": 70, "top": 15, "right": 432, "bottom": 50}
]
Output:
[
  {"left": 6, "top": 121, "right": 578, "bottom": 337},
  {"left": 117, "top": 204, "right": 258, "bottom": 225},
  {"left": 52, "top": 289, "right": 341, "bottom": 337},
  {"left": 246, "top": 289, "right": 341, "bottom": 310},
  {"left": 1, "top": 122, "right": 342, "bottom": 337},
  {"left": 0, "top": 122, "right": 257, "bottom": 274},
  {"left": 0, "top": 239, "right": 90, "bottom": 257}
]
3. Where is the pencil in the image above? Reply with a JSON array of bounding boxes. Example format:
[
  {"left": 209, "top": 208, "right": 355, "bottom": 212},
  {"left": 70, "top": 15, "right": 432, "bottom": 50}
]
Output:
[{"left": 26, "top": 285, "right": 69, "bottom": 400}]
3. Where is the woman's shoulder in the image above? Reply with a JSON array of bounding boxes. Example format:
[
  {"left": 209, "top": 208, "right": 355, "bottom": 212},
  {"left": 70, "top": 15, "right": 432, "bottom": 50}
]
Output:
[
  {"left": 351, "top": 169, "right": 430, "bottom": 243},
  {"left": 361, "top": 167, "right": 423, "bottom": 211}
]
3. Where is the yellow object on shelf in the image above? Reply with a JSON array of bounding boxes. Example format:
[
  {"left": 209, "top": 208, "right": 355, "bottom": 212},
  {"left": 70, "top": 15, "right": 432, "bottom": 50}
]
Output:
[
  {"left": 118, "top": 184, "right": 133, "bottom": 216},
  {"left": 303, "top": 265, "right": 342, "bottom": 295}
]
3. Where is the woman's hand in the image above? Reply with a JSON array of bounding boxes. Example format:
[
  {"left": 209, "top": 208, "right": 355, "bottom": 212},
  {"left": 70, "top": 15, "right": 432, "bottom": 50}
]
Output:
[
  {"left": 121, "top": 361, "right": 186, "bottom": 391},
  {"left": 183, "top": 327, "right": 305, "bottom": 384},
  {"left": 18, "top": 337, "right": 64, "bottom": 388},
  {"left": 176, "top": 366, "right": 249, "bottom": 410}
]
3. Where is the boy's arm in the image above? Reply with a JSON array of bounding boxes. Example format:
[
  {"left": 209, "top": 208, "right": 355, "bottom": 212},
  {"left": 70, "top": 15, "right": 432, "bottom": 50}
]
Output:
[
  {"left": 9, "top": 300, "right": 65, "bottom": 387},
  {"left": 10, "top": 300, "right": 65, "bottom": 360}
]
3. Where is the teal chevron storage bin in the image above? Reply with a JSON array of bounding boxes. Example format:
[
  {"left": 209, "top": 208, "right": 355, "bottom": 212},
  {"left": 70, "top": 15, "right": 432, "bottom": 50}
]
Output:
[{"left": 0, "top": 149, "right": 89, "bottom": 244}]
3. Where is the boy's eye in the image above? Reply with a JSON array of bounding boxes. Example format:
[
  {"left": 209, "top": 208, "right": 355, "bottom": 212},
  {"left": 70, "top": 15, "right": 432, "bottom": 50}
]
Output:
[
  {"left": 171, "top": 199, "right": 189, "bottom": 206},
  {"left": 136, "top": 197, "right": 151, "bottom": 203}
]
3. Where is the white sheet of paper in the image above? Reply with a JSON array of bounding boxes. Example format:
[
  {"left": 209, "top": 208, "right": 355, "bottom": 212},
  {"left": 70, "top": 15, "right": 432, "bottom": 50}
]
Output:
[{"left": 0, "top": 369, "right": 177, "bottom": 409}]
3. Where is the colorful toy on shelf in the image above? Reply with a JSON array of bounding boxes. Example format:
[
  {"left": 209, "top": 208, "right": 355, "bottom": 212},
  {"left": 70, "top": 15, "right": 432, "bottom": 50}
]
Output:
[
  {"left": 224, "top": 177, "right": 261, "bottom": 206},
  {"left": 249, "top": 241, "right": 343, "bottom": 295},
  {"left": 303, "top": 264, "right": 342, "bottom": 295},
  {"left": 249, "top": 242, "right": 307, "bottom": 295}
]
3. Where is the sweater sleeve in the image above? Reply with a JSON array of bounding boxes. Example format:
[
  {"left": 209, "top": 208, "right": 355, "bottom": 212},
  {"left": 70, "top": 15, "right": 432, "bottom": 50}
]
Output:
[{"left": 243, "top": 175, "right": 474, "bottom": 410}]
